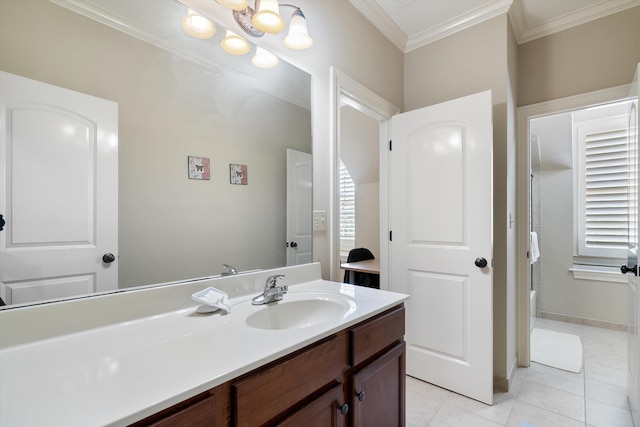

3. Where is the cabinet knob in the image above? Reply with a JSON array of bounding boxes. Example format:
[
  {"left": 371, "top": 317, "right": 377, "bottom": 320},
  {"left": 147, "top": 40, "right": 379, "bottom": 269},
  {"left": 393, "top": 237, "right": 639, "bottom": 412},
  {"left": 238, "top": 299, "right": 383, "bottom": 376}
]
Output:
[
  {"left": 355, "top": 390, "right": 366, "bottom": 401},
  {"left": 338, "top": 403, "right": 349, "bottom": 415}
]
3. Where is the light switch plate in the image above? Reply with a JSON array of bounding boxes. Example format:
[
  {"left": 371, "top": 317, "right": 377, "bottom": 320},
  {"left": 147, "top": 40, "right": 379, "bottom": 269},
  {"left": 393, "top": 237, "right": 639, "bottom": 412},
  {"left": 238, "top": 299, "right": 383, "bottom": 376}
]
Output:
[{"left": 312, "top": 210, "right": 327, "bottom": 231}]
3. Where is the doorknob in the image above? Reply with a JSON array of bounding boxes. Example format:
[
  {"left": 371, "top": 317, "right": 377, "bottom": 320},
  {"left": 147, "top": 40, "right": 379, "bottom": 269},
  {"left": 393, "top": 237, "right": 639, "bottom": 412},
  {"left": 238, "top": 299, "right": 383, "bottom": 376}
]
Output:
[
  {"left": 0, "top": 214, "right": 4, "bottom": 231},
  {"left": 621, "top": 264, "right": 638, "bottom": 275},
  {"left": 475, "top": 257, "right": 488, "bottom": 268},
  {"left": 290, "top": 241, "right": 298, "bottom": 248},
  {"left": 102, "top": 253, "right": 116, "bottom": 264}
]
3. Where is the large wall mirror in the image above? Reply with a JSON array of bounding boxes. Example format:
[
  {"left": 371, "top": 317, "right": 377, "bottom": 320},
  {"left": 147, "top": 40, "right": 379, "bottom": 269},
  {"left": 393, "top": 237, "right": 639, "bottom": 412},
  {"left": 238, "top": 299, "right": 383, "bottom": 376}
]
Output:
[{"left": 0, "top": 0, "right": 312, "bottom": 307}]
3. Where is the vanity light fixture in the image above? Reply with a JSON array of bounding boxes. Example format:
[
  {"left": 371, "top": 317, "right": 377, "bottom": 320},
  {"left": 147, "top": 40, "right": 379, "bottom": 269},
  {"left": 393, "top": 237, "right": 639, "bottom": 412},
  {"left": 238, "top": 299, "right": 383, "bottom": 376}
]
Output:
[
  {"left": 221, "top": 30, "right": 251, "bottom": 55},
  {"left": 252, "top": 46, "right": 279, "bottom": 68},
  {"left": 182, "top": 9, "right": 216, "bottom": 39},
  {"left": 252, "top": 0, "right": 284, "bottom": 34},
  {"left": 181, "top": 2, "right": 306, "bottom": 68},
  {"left": 217, "top": 0, "right": 313, "bottom": 50},
  {"left": 282, "top": 8, "right": 312, "bottom": 49}
]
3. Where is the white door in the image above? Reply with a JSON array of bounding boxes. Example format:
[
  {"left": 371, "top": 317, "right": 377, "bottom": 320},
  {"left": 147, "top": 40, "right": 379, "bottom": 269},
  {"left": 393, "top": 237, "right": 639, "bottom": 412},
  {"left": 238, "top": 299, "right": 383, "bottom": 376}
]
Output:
[
  {"left": 625, "top": 63, "right": 639, "bottom": 426},
  {"left": 286, "top": 149, "right": 312, "bottom": 266},
  {"left": 0, "top": 72, "right": 118, "bottom": 305},
  {"left": 389, "top": 90, "right": 493, "bottom": 404}
]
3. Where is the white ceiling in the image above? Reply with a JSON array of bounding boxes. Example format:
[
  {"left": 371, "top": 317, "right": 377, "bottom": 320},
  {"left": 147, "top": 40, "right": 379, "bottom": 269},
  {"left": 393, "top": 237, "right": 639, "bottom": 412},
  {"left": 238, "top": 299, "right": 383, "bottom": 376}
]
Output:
[{"left": 349, "top": 0, "right": 640, "bottom": 53}]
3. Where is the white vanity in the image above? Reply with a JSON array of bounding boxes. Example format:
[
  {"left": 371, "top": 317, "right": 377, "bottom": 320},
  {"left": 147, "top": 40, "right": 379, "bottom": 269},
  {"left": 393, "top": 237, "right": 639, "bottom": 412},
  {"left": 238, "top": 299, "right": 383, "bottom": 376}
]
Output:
[{"left": 0, "top": 263, "right": 408, "bottom": 426}]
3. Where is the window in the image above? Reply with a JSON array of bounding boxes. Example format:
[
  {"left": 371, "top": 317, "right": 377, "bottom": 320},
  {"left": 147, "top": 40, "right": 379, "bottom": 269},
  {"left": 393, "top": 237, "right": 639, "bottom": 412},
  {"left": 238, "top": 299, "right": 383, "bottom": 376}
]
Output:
[
  {"left": 575, "top": 109, "right": 636, "bottom": 264},
  {"left": 339, "top": 160, "right": 355, "bottom": 258}
]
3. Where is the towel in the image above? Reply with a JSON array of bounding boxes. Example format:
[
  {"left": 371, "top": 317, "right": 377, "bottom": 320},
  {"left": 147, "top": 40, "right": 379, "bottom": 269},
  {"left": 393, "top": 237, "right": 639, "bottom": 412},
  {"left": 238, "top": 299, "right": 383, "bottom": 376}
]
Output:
[{"left": 530, "top": 231, "right": 540, "bottom": 264}]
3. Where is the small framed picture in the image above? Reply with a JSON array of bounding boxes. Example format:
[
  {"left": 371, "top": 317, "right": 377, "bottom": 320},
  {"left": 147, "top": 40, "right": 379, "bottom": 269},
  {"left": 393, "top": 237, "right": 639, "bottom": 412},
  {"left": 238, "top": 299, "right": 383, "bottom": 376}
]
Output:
[
  {"left": 229, "top": 164, "right": 248, "bottom": 185},
  {"left": 188, "top": 156, "right": 210, "bottom": 180}
]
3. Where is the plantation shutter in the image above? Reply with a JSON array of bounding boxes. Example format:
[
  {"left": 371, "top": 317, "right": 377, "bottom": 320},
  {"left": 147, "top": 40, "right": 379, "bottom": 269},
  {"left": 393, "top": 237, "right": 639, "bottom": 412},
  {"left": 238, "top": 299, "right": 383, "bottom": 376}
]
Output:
[
  {"left": 578, "top": 115, "right": 632, "bottom": 257},
  {"left": 339, "top": 160, "right": 355, "bottom": 249}
]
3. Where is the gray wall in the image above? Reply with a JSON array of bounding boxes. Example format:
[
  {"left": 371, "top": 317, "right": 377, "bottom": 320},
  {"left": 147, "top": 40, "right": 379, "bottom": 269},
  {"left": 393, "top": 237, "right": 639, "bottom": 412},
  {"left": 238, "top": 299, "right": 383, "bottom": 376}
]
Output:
[{"left": 518, "top": 6, "right": 640, "bottom": 106}]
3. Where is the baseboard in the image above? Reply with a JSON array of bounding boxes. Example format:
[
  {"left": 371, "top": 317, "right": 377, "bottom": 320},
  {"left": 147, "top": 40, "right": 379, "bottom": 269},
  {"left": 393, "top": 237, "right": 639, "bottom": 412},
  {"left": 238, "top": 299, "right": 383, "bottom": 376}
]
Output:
[
  {"left": 540, "top": 311, "right": 627, "bottom": 332},
  {"left": 493, "top": 375, "right": 508, "bottom": 392}
]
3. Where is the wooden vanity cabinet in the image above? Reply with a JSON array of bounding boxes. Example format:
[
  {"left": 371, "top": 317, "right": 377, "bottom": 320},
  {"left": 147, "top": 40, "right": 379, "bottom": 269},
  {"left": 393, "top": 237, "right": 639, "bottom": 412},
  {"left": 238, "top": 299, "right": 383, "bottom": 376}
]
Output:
[
  {"left": 129, "top": 304, "right": 405, "bottom": 427},
  {"left": 129, "top": 383, "right": 230, "bottom": 427}
]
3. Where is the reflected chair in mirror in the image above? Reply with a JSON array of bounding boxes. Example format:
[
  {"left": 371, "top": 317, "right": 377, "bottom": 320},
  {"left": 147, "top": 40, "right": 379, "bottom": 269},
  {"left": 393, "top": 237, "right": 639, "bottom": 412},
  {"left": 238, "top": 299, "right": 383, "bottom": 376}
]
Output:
[{"left": 343, "top": 247, "right": 379, "bottom": 289}]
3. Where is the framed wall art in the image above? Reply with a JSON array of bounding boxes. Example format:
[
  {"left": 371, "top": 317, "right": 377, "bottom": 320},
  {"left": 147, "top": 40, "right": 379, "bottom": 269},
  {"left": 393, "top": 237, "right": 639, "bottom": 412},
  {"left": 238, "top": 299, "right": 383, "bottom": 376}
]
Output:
[
  {"left": 188, "top": 156, "right": 210, "bottom": 180},
  {"left": 229, "top": 163, "right": 248, "bottom": 185}
]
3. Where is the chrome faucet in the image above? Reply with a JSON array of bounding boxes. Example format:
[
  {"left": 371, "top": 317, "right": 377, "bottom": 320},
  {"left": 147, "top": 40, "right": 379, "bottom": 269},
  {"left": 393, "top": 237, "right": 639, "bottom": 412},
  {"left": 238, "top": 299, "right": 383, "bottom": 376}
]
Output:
[
  {"left": 221, "top": 264, "right": 238, "bottom": 276},
  {"left": 252, "top": 274, "right": 288, "bottom": 305}
]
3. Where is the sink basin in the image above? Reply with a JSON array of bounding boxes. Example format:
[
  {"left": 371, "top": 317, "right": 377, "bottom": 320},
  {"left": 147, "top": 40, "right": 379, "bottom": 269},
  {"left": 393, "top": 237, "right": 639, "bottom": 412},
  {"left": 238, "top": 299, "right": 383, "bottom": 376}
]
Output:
[{"left": 244, "top": 292, "right": 357, "bottom": 330}]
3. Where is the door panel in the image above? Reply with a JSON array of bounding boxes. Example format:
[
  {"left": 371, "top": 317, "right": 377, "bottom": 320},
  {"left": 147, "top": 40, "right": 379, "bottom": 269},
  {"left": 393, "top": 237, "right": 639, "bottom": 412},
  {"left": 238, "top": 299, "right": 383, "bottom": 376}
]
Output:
[
  {"left": 8, "top": 275, "right": 95, "bottom": 305},
  {"left": 408, "top": 124, "right": 465, "bottom": 243},
  {"left": 0, "top": 71, "right": 118, "bottom": 305},
  {"left": 10, "top": 107, "right": 94, "bottom": 244},
  {"left": 286, "top": 149, "right": 312, "bottom": 266},
  {"left": 390, "top": 90, "right": 493, "bottom": 404},
  {"left": 408, "top": 272, "right": 466, "bottom": 358}
]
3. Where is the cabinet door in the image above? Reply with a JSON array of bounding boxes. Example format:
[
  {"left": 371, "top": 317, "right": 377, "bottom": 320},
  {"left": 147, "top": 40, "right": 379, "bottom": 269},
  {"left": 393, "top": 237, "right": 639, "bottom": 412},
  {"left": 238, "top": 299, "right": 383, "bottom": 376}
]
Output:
[
  {"left": 350, "top": 342, "right": 406, "bottom": 427},
  {"left": 277, "top": 383, "right": 347, "bottom": 427}
]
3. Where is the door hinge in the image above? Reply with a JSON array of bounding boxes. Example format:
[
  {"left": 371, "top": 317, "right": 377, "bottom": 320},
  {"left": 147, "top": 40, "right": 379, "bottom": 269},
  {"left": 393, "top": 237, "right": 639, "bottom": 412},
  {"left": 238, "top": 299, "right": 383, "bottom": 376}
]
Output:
[
  {"left": 389, "top": 230, "right": 392, "bottom": 241},
  {"left": 389, "top": 140, "right": 392, "bottom": 151}
]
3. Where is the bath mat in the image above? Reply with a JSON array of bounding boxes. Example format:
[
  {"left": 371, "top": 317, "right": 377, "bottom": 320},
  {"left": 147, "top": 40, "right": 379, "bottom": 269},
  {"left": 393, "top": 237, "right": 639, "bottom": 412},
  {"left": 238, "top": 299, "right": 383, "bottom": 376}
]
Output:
[{"left": 530, "top": 328, "right": 583, "bottom": 373}]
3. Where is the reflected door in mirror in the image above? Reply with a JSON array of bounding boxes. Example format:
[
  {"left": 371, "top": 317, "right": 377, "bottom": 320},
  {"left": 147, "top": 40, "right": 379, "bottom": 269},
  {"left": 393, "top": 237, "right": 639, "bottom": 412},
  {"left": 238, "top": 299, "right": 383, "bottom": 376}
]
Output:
[
  {"left": 286, "top": 149, "right": 312, "bottom": 266},
  {"left": 0, "top": 72, "right": 118, "bottom": 305}
]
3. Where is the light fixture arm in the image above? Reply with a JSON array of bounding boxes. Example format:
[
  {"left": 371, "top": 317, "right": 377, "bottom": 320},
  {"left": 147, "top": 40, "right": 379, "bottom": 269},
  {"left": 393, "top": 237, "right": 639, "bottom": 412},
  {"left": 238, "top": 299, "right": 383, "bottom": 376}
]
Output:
[{"left": 278, "top": 4, "right": 303, "bottom": 11}]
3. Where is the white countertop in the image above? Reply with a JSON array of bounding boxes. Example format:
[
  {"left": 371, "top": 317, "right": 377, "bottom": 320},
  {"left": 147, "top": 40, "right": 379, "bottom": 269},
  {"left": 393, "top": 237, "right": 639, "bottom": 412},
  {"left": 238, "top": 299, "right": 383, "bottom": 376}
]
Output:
[{"left": 0, "top": 266, "right": 408, "bottom": 427}]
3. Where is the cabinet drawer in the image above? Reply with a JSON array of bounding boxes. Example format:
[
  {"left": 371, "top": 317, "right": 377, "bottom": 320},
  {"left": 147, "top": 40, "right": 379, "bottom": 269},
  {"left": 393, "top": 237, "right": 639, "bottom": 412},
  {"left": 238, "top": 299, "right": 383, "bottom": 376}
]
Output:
[
  {"left": 233, "top": 332, "right": 348, "bottom": 426},
  {"left": 129, "top": 390, "right": 217, "bottom": 427},
  {"left": 349, "top": 305, "right": 405, "bottom": 366}
]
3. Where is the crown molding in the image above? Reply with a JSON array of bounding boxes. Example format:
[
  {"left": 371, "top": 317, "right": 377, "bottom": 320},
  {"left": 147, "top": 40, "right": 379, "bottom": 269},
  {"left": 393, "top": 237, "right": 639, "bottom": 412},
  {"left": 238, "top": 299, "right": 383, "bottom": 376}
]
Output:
[
  {"left": 507, "top": 0, "right": 527, "bottom": 44},
  {"left": 405, "top": 0, "right": 512, "bottom": 52},
  {"left": 352, "top": 0, "right": 639, "bottom": 51},
  {"left": 349, "top": 0, "right": 408, "bottom": 52}
]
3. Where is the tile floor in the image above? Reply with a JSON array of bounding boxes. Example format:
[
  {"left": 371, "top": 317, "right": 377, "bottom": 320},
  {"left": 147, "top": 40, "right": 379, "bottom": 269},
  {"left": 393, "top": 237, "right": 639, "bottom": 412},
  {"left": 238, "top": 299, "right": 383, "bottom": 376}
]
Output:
[{"left": 406, "top": 318, "right": 633, "bottom": 427}]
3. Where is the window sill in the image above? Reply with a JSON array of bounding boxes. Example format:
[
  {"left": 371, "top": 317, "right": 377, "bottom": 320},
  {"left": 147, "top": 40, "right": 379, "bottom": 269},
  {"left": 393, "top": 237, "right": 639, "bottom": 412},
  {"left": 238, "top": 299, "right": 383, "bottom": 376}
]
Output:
[{"left": 570, "top": 265, "right": 626, "bottom": 283}]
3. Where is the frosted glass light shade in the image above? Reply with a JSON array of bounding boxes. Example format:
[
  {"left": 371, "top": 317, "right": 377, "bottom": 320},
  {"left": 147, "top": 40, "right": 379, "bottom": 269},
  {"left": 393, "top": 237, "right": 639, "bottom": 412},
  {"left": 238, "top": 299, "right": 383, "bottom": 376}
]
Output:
[
  {"left": 252, "top": 47, "right": 279, "bottom": 68},
  {"left": 182, "top": 9, "right": 216, "bottom": 39},
  {"left": 215, "top": 0, "right": 249, "bottom": 11},
  {"left": 283, "top": 9, "right": 313, "bottom": 50},
  {"left": 252, "top": 0, "right": 284, "bottom": 34},
  {"left": 221, "top": 30, "right": 251, "bottom": 55}
]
